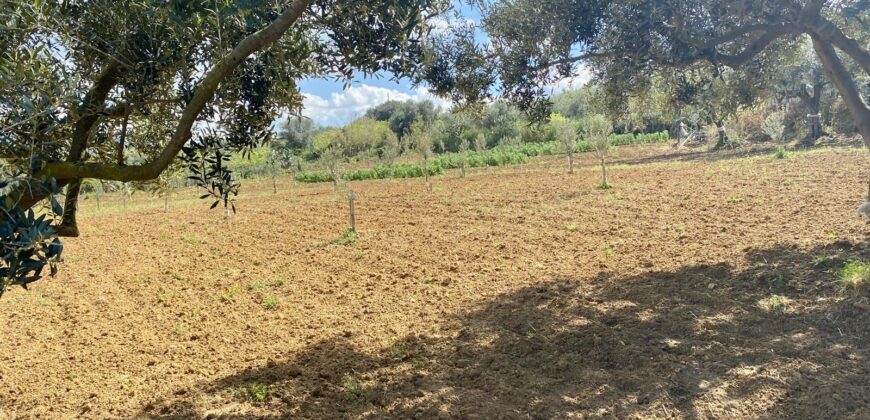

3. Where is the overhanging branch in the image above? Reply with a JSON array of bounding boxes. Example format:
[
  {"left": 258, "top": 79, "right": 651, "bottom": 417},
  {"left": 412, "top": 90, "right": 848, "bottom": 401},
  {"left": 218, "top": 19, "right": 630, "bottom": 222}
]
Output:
[
  {"left": 812, "top": 16, "right": 870, "bottom": 76},
  {"left": 699, "top": 24, "right": 799, "bottom": 69},
  {"left": 39, "top": 0, "right": 311, "bottom": 183},
  {"left": 536, "top": 52, "right": 612, "bottom": 69}
]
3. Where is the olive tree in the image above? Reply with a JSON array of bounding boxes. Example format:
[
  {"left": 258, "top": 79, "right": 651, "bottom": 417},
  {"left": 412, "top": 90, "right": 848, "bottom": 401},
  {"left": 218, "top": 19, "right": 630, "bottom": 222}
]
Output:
[
  {"left": 774, "top": 40, "right": 844, "bottom": 144},
  {"left": 550, "top": 113, "right": 579, "bottom": 174},
  {"left": 763, "top": 111, "right": 787, "bottom": 143},
  {"left": 580, "top": 114, "right": 614, "bottom": 188},
  {"left": 474, "top": 133, "right": 487, "bottom": 153},
  {"left": 312, "top": 129, "right": 346, "bottom": 191},
  {"left": 0, "top": 0, "right": 448, "bottom": 292},
  {"left": 409, "top": 120, "right": 435, "bottom": 192},
  {"left": 458, "top": 136, "right": 470, "bottom": 178}
]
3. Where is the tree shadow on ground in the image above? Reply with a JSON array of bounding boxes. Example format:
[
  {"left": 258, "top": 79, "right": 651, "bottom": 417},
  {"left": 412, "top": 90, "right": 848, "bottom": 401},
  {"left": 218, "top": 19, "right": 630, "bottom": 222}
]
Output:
[
  {"left": 139, "top": 240, "right": 870, "bottom": 419},
  {"left": 613, "top": 144, "right": 779, "bottom": 166}
]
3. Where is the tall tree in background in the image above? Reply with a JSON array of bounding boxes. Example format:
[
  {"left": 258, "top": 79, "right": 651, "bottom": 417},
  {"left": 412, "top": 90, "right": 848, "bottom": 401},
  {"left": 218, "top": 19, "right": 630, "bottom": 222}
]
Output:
[
  {"left": 365, "top": 99, "right": 440, "bottom": 145},
  {"left": 409, "top": 120, "right": 435, "bottom": 192},
  {"left": 481, "top": 101, "right": 522, "bottom": 147},
  {"left": 275, "top": 117, "right": 316, "bottom": 170},
  {"left": 342, "top": 117, "right": 399, "bottom": 160},
  {"left": 666, "top": 60, "right": 781, "bottom": 149},
  {"left": 0, "top": 0, "right": 448, "bottom": 291}
]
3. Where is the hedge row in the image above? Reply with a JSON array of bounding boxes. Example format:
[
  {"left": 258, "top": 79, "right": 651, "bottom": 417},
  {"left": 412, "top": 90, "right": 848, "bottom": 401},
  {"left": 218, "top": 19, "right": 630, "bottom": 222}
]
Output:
[
  {"left": 609, "top": 131, "right": 670, "bottom": 146},
  {"left": 432, "top": 148, "right": 532, "bottom": 169},
  {"left": 295, "top": 163, "right": 443, "bottom": 183},
  {"left": 294, "top": 131, "right": 669, "bottom": 183}
]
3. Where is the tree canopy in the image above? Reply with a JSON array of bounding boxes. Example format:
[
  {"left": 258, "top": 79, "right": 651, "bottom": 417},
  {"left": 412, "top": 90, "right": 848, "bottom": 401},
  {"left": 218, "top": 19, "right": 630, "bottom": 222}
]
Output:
[
  {"left": 422, "top": 0, "right": 869, "bottom": 145},
  {"left": 365, "top": 99, "right": 439, "bottom": 142}
]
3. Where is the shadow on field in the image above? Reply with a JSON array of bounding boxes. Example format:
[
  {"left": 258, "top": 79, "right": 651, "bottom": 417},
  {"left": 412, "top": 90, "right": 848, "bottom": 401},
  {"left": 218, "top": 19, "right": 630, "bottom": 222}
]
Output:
[
  {"left": 140, "top": 240, "right": 870, "bottom": 419},
  {"left": 614, "top": 144, "right": 777, "bottom": 166}
]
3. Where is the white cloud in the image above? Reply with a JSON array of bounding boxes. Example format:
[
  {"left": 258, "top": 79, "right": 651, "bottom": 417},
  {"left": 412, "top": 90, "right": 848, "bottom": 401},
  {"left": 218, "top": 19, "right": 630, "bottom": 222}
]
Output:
[
  {"left": 298, "top": 84, "right": 452, "bottom": 127},
  {"left": 547, "top": 65, "right": 593, "bottom": 95}
]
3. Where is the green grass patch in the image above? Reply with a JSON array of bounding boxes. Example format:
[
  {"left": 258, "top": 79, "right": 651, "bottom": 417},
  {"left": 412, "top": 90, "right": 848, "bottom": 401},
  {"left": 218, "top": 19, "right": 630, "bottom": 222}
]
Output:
[
  {"left": 263, "top": 295, "right": 279, "bottom": 310},
  {"left": 234, "top": 383, "right": 270, "bottom": 403},
  {"left": 772, "top": 146, "right": 792, "bottom": 160},
  {"left": 330, "top": 228, "right": 357, "bottom": 246},
  {"left": 839, "top": 261, "right": 870, "bottom": 295}
]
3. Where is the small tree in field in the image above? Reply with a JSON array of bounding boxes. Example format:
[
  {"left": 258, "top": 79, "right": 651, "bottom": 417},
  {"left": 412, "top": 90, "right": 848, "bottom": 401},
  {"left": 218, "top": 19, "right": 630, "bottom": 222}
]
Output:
[
  {"left": 321, "top": 145, "right": 343, "bottom": 192},
  {"left": 149, "top": 172, "right": 177, "bottom": 212},
  {"left": 409, "top": 120, "right": 434, "bottom": 192},
  {"left": 458, "top": 136, "right": 470, "bottom": 178},
  {"left": 581, "top": 114, "right": 614, "bottom": 189},
  {"left": 313, "top": 129, "right": 347, "bottom": 192},
  {"left": 550, "top": 113, "right": 579, "bottom": 174},
  {"left": 762, "top": 111, "right": 786, "bottom": 144}
]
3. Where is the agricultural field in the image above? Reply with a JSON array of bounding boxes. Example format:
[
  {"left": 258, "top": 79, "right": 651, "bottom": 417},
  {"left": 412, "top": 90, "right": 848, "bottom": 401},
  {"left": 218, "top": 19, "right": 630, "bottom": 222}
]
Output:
[{"left": 1, "top": 144, "right": 868, "bottom": 419}]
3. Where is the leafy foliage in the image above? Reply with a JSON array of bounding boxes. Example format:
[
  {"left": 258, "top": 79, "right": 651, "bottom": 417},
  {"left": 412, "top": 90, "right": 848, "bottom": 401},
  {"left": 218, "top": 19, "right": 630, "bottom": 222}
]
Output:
[
  {"left": 762, "top": 111, "right": 787, "bottom": 143},
  {"left": 365, "top": 100, "right": 439, "bottom": 142},
  {"left": 0, "top": 175, "right": 63, "bottom": 295},
  {"left": 182, "top": 130, "right": 241, "bottom": 213}
]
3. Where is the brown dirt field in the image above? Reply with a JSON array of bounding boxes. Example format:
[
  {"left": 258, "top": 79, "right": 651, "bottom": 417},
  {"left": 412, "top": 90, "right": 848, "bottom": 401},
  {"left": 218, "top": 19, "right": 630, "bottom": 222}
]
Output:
[{"left": 1, "top": 144, "right": 869, "bottom": 419}]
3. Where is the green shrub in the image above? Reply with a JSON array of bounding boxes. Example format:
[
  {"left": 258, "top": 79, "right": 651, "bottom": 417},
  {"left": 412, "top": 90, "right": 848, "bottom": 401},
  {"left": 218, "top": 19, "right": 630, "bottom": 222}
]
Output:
[
  {"left": 772, "top": 146, "right": 792, "bottom": 159},
  {"left": 608, "top": 131, "right": 670, "bottom": 146},
  {"left": 294, "top": 171, "right": 334, "bottom": 183},
  {"left": 330, "top": 228, "right": 358, "bottom": 246},
  {"left": 432, "top": 148, "right": 531, "bottom": 169},
  {"left": 296, "top": 162, "right": 443, "bottom": 184}
]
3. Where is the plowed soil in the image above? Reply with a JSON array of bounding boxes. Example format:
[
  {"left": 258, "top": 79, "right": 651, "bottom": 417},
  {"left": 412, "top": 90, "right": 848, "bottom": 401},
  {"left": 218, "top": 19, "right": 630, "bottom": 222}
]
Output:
[{"left": 1, "top": 144, "right": 869, "bottom": 419}]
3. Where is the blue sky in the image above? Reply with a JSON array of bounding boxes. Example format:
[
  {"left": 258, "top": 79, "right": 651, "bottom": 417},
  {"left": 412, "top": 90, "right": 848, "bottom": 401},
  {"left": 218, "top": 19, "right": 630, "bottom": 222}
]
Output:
[
  {"left": 295, "top": 2, "right": 589, "bottom": 127},
  {"left": 295, "top": 1, "right": 482, "bottom": 127}
]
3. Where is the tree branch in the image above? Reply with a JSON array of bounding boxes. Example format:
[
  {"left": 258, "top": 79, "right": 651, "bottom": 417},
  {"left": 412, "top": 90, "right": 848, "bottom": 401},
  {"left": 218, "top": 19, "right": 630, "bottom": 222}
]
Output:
[
  {"left": 690, "top": 23, "right": 781, "bottom": 51},
  {"left": 812, "top": 16, "right": 870, "bottom": 76},
  {"left": 700, "top": 24, "right": 800, "bottom": 68},
  {"left": 537, "top": 52, "right": 611, "bottom": 69},
  {"left": 39, "top": 0, "right": 311, "bottom": 183},
  {"left": 68, "top": 62, "right": 123, "bottom": 163}
]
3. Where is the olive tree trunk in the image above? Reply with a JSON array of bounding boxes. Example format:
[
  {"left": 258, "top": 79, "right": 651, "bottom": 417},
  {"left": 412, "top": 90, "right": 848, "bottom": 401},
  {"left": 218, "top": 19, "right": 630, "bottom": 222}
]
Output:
[
  {"left": 713, "top": 121, "right": 730, "bottom": 149},
  {"left": 567, "top": 149, "right": 574, "bottom": 174},
  {"left": 423, "top": 154, "right": 431, "bottom": 192},
  {"left": 348, "top": 193, "right": 356, "bottom": 232},
  {"left": 811, "top": 35, "right": 870, "bottom": 150}
]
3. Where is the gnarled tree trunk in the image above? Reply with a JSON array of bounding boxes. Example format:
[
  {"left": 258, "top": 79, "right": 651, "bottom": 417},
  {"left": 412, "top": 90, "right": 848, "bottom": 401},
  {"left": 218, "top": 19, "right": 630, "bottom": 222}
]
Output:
[{"left": 811, "top": 35, "right": 870, "bottom": 150}]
